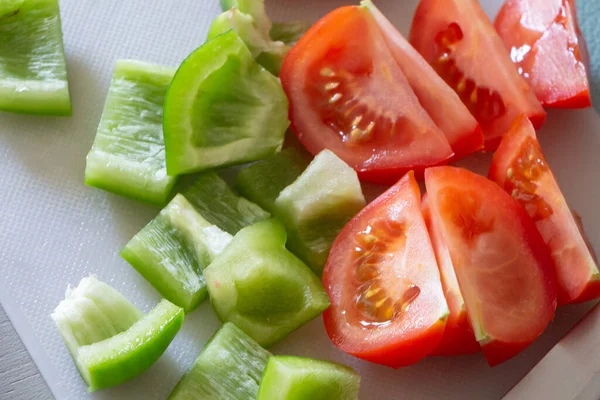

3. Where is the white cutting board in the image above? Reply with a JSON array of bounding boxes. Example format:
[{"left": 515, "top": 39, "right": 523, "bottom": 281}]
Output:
[{"left": 0, "top": 0, "right": 599, "bottom": 399}]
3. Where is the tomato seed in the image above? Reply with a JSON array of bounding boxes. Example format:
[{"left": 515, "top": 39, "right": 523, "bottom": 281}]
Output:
[{"left": 505, "top": 138, "right": 554, "bottom": 221}]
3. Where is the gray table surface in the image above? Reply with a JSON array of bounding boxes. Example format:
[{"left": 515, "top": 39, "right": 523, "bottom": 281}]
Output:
[
  {"left": 0, "top": 306, "right": 52, "bottom": 400},
  {"left": 1, "top": 1, "right": 600, "bottom": 400}
]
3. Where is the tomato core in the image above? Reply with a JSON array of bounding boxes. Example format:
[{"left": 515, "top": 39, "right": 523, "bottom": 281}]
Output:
[{"left": 439, "top": 188, "right": 495, "bottom": 244}]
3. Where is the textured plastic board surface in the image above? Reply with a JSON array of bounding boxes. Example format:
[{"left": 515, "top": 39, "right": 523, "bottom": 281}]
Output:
[{"left": 0, "top": 1, "right": 598, "bottom": 399}]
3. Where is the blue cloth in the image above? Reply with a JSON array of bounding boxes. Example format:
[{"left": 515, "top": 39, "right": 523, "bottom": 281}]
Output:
[{"left": 578, "top": 0, "right": 600, "bottom": 111}]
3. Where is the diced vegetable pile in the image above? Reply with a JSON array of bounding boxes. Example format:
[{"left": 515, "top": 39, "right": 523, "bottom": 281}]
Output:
[{"left": 1, "top": 0, "right": 599, "bottom": 397}]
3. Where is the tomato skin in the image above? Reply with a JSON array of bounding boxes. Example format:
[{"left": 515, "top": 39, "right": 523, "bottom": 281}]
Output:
[
  {"left": 431, "top": 311, "right": 479, "bottom": 357},
  {"left": 322, "top": 309, "right": 447, "bottom": 368},
  {"left": 494, "top": 0, "right": 591, "bottom": 109},
  {"left": 489, "top": 116, "right": 600, "bottom": 305},
  {"left": 409, "top": 0, "right": 546, "bottom": 151},
  {"left": 570, "top": 280, "right": 600, "bottom": 304},
  {"left": 357, "top": 155, "right": 451, "bottom": 186},
  {"left": 425, "top": 166, "right": 557, "bottom": 366},
  {"left": 482, "top": 340, "right": 532, "bottom": 368},
  {"left": 422, "top": 195, "right": 480, "bottom": 357},
  {"left": 280, "top": 6, "right": 455, "bottom": 185},
  {"left": 323, "top": 171, "right": 448, "bottom": 368},
  {"left": 446, "top": 125, "right": 484, "bottom": 162}
]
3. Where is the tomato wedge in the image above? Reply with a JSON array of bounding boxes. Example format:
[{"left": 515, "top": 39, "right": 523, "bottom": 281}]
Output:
[
  {"left": 425, "top": 166, "right": 557, "bottom": 366},
  {"left": 489, "top": 116, "right": 600, "bottom": 305},
  {"left": 280, "top": 6, "right": 454, "bottom": 185},
  {"left": 322, "top": 172, "right": 448, "bottom": 368},
  {"left": 422, "top": 195, "right": 479, "bottom": 356},
  {"left": 409, "top": 0, "right": 546, "bottom": 151},
  {"left": 363, "top": 0, "right": 483, "bottom": 160},
  {"left": 495, "top": 0, "right": 591, "bottom": 108}
]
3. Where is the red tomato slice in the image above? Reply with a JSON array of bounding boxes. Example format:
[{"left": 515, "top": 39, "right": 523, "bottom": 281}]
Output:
[
  {"left": 422, "top": 195, "right": 480, "bottom": 356},
  {"left": 425, "top": 166, "right": 557, "bottom": 366},
  {"left": 280, "top": 6, "right": 454, "bottom": 185},
  {"left": 489, "top": 116, "right": 600, "bottom": 304},
  {"left": 409, "top": 0, "right": 546, "bottom": 151},
  {"left": 322, "top": 171, "right": 448, "bottom": 368},
  {"left": 495, "top": 0, "right": 591, "bottom": 108},
  {"left": 364, "top": 1, "right": 484, "bottom": 160}
]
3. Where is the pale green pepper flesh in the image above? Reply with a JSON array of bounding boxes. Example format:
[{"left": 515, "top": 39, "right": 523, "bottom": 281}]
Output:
[
  {"left": 0, "top": 0, "right": 71, "bottom": 115},
  {"left": 85, "top": 60, "right": 177, "bottom": 206},
  {"left": 0, "top": 0, "right": 24, "bottom": 17},
  {"left": 204, "top": 219, "right": 329, "bottom": 347},
  {"left": 163, "top": 30, "right": 289, "bottom": 176},
  {"left": 219, "top": 0, "right": 309, "bottom": 46},
  {"left": 235, "top": 147, "right": 309, "bottom": 213},
  {"left": 121, "top": 194, "right": 232, "bottom": 313},
  {"left": 51, "top": 277, "right": 184, "bottom": 391},
  {"left": 257, "top": 356, "right": 361, "bottom": 400},
  {"left": 182, "top": 171, "right": 270, "bottom": 235},
  {"left": 169, "top": 323, "right": 271, "bottom": 400}
]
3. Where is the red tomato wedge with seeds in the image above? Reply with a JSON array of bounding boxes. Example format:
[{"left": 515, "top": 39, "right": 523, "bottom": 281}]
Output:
[
  {"left": 322, "top": 171, "right": 448, "bottom": 368},
  {"left": 363, "top": 0, "right": 483, "bottom": 160},
  {"left": 280, "top": 6, "right": 454, "bottom": 185},
  {"left": 425, "top": 166, "right": 557, "bottom": 366},
  {"left": 409, "top": 0, "right": 546, "bottom": 151},
  {"left": 489, "top": 116, "right": 600, "bottom": 305},
  {"left": 495, "top": 0, "right": 591, "bottom": 108},
  {"left": 422, "top": 195, "right": 479, "bottom": 356}
]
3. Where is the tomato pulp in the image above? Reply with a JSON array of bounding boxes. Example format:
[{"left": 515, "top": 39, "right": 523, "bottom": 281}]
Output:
[
  {"left": 489, "top": 116, "right": 600, "bottom": 304},
  {"left": 425, "top": 166, "right": 557, "bottom": 366},
  {"left": 409, "top": 0, "right": 546, "bottom": 150},
  {"left": 323, "top": 172, "right": 448, "bottom": 367},
  {"left": 495, "top": 0, "right": 591, "bottom": 108},
  {"left": 422, "top": 195, "right": 479, "bottom": 356},
  {"left": 281, "top": 6, "right": 457, "bottom": 185}
]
